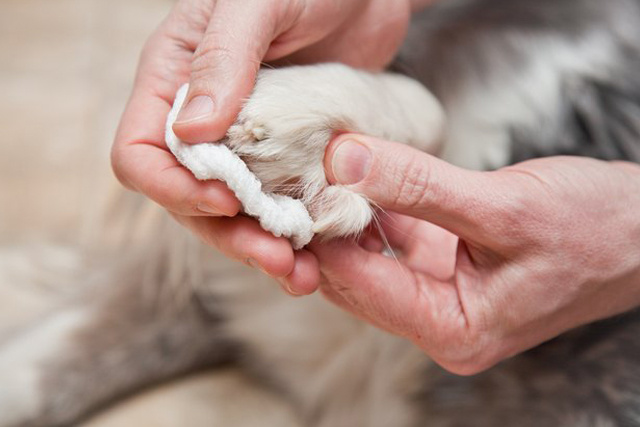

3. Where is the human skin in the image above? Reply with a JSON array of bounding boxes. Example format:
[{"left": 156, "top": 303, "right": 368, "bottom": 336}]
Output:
[
  {"left": 112, "top": 0, "right": 430, "bottom": 278},
  {"left": 112, "top": 0, "right": 640, "bottom": 374},
  {"left": 307, "top": 134, "right": 640, "bottom": 374}
]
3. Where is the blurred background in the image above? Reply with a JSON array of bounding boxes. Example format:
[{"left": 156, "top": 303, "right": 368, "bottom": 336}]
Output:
[
  {"left": 0, "top": 0, "right": 171, "bottom": 242},
  {"left": 0, "top": 0, "right": 300, "bottom": 425}
]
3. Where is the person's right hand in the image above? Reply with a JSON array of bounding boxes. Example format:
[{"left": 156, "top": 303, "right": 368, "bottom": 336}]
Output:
[{"left": 111, "top": 0, "right": 418, "bottom": 281}]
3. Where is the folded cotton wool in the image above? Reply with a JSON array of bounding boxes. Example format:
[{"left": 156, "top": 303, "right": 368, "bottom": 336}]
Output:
[{"left": 165, "top": 84, "right": 314, "bottom": 249}]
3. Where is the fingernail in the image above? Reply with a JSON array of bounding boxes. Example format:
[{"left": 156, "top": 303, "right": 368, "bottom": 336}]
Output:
[
  {"left": 197, "top": 202, "right": 223, "bottom": 216},
  {"left": 175, "top": 95, "right": 214, "bottom": 123},
  {"left": 278, "top": 277, "right": 302, "bottom": 297},
  {"left": 331, "top": 140, "right": 372, "bottom": 185}
]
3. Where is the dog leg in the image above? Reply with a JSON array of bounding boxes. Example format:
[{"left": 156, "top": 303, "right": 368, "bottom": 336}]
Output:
[{"left": 0, "top": 233, "right": 239, "bottom": 427}]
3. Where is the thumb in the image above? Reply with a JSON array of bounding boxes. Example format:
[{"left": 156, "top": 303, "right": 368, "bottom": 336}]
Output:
[
  {"left": 172, "top": 0, "right": 279, "bottom": 143},
  {"left": 324, "top": 134, "right": 500, "bottom": 242}
]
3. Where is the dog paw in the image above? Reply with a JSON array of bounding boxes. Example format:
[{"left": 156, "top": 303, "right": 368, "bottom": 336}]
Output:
[
  {"left": 225, "top": 63, "right": 444, "bottom": 238},
  {"left": 227, "top": 120, "right": 267, "bottom": 143}
]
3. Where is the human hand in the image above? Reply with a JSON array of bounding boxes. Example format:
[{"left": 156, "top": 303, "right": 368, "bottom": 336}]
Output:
[
  {"left": 111, "top": 0, "right": 415, "bottom": 278},
  {"left": 300, "top": 134, "right": 640, "bottom": 375}
]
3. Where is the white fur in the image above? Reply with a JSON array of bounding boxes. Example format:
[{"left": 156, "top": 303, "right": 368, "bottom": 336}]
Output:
[
  {"left": 0, "top": 64, "right": 445, "bottom": 426},
  {"left": 0, "top": 246, "right": 80, "bottom": 339},
  {"left": 206, "top": 266, "right": 428, "bottom": 427},
  {"left": 226, "top": 63, "right": 445, "bottom": 238},
  {"left": 0, "top": 50, "right": 630, "bottom": 425},
  {"left": 310, "top": 186, "right": 373, "bottom": 236},
  {"left": 0, "top": 309, "right": 88, "bottom": 425},
  {"left": 442, "top": 29, "right": 619, "bottom": 170}
]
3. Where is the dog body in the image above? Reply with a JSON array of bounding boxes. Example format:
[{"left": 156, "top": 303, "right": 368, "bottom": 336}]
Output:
[{"left": 1, "top": 0, "right": 640, "bottom": 426}]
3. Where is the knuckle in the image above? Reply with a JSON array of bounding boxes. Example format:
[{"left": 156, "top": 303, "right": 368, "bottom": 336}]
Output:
[
  {"left": 440, "top": 359, "right": 492, "bottom": 376},
  {"left": 179, "top": 215, "right": 222, "bottom": 250},
  {"left": 435, "top": 339, "right": 497, "bottom": 376},
  {"left": 418, "top": 321, "right": 499, "bottom": 376},
  {"left": 391, "top": 157, "right": 432, "bottom": 210},
  {"left": 189, "top": 38, "right": 260, "bottom": 85},
  {"left": 145, "top": 174, "right": 194, "bottom": 215},
  {"left": 201, "top": 224, "right": 222, "bottom": 250},
  {"left": 138, "top": 34, "right": 157, "bottom": 61},
  {"left": 110, "top": 147, "right": 135, "bottom": 191},
  {"left": 191, "top": 42, "right": 234, "bottom": 76},
  {"left": 169, "top": 0, "right": 212, "bottom": 38}
]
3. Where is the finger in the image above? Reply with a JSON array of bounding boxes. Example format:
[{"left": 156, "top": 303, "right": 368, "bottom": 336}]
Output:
[
  {"left": 374, "top": 213, "right": 458, "bottom": 281},
  {"left": 113, "top": 141, "right": 240, "bottom": 216},
  {"left": 324, "top": 134, "right": 505, "bottom": 245},
  {"left": 279, "top": 249, "right": 321, "bottom": 296},
  {"left": 174, "top": 214, "right": 295, "bottom": 278},
  {"left": 112, "top": 25, "right": 241, "bottom": 217},
  {"left": 372, "top": 212, "right": 421, "bottom": 251},
  {"left": 312, "top": 238, "right": 504, "bottom": 374},
  {"left": 375, "top": 212, "right": 453, "bottom": 257},
  {"left": 358, "top": 231, "right": 385, "bottom": 253},
  {"left": 308, "top": 239, "right": 466, "bottom": 344},
  {"left": 172, "top": 0, "right": 292, "bottom": 142}
]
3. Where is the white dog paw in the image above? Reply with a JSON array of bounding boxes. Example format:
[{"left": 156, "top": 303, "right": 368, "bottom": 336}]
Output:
[{"left": 224, "top": 63, "right": 444, "bottom": 238}]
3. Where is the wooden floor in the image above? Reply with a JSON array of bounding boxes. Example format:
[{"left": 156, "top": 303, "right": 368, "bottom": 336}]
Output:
[{"left": 0, "top": 1, "right": 300, "bottom": 425}]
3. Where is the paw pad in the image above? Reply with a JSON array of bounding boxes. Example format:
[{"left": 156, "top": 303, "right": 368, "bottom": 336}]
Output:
[{"left": 240, "top": 120, "right": 266, "bottom": 141}]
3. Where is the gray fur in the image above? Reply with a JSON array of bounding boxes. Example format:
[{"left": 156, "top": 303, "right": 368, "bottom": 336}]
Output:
[
  {"left": 394, "top": 1, "right": 640, "bottom": 424},
  {"left": 396, "top": 0, "right": 640, "bottom": 166},
  {"left": 2, "top": 218, "right": 240, "bottom": 427},
  {"left": 417, "top": 312, "right": 640, "bottom": 426},
  {"left": 1, "top": 0, "right": 640, "bottom": 426}
]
